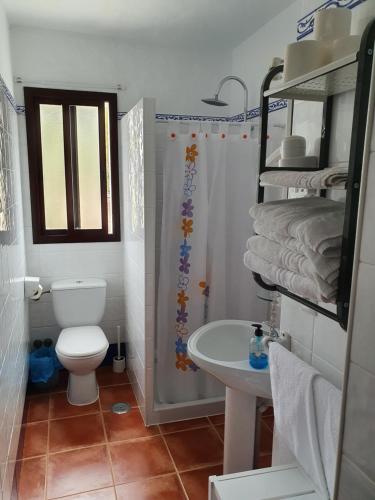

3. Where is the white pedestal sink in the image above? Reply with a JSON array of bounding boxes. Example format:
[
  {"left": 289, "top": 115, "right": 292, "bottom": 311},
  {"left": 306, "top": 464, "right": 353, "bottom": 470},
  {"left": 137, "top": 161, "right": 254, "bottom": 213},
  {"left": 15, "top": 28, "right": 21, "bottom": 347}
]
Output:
[{"left": 187, "top": 320, "right": 272, "bottom": 475}]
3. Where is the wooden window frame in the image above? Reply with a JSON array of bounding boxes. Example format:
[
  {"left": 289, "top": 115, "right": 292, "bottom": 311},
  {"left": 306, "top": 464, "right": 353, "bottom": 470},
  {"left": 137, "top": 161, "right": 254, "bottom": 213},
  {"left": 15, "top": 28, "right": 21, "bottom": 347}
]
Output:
[{"left": 24, "top": 87, "right": 120, "bottom": 244}]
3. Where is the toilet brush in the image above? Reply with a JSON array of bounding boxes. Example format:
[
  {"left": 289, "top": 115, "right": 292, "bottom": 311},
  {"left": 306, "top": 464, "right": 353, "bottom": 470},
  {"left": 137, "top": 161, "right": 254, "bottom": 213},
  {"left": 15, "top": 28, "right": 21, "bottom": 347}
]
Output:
[{"left": 113, "top": 325, "right": 125, "bottom": 373}]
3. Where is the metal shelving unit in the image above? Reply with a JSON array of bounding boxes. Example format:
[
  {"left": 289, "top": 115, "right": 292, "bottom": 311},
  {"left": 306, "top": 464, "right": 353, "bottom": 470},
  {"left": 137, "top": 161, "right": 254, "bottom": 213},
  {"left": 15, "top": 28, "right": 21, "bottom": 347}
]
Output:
[{"left": 253, "top": 20, "right": 375, "bottom": 330}]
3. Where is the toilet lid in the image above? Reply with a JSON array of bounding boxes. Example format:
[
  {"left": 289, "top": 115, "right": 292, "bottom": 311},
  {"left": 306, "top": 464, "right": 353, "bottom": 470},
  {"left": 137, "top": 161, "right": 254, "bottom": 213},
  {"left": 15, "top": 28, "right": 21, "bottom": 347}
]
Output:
[{"left": 56, "top": 326, "right": 109, "bottom": 358}]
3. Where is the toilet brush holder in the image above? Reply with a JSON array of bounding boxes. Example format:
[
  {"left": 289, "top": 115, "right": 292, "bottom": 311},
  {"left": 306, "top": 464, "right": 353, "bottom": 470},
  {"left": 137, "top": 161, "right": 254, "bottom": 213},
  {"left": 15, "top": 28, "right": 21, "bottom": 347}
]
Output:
[{"left": 113, "top": 356, "right": 125, "bottom": 373}]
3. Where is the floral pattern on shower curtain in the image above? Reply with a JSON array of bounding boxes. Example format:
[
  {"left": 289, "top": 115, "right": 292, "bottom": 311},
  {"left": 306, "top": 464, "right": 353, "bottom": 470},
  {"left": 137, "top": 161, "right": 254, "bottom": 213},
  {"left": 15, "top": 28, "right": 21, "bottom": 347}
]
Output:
[{"left": 157, "top": 122, "right": 261, "bottom": 404}]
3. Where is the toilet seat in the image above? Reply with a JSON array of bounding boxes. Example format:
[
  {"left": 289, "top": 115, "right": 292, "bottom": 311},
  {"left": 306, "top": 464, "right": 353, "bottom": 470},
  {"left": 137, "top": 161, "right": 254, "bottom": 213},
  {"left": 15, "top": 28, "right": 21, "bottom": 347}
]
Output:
[{"left": 56, "top": 325, "right": 109, "bottom": 358}]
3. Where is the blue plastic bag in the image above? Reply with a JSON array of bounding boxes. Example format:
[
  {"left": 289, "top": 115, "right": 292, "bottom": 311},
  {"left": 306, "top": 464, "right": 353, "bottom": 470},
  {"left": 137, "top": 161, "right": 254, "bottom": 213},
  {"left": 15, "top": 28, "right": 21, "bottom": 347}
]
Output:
[{"left": 29, "top": 346, "right": 62, "bottom": 384}]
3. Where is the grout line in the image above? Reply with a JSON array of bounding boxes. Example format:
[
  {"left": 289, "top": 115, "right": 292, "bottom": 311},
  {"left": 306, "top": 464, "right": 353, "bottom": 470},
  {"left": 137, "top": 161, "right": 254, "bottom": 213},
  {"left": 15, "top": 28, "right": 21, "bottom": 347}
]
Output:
[
  {"left": 49, "top": 485, "right": 116, "bottom": 499},
  {"left": 45, "top": 395, "right": 51, "bottom": 500},
  {"left": 207, "top": 418, "right": 224, "bottom": 446},
  {"left": 49, "top": 410, "right": 101, "bottom": 422},
  {"left": 98, "top": 395, "right": 117, "bottom": 498},
  {"left": 178, "top": 461, "right": 223, "bottom": 474},
  {"left": 159, "top": 431, "right": 189, "bottom": 499}
]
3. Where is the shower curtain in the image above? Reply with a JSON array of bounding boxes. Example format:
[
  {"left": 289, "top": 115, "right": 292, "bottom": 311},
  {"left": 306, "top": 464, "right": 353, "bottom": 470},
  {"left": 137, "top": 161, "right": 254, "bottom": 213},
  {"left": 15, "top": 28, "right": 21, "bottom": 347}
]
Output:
[{"left": 157, "top": 121, "right": 264, "bottom": 404}]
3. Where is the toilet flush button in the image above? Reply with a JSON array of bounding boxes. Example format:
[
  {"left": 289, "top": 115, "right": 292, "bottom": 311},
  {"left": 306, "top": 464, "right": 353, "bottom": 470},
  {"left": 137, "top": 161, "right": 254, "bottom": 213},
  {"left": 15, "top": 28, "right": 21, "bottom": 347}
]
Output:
[{"left": 112, "top": 402, "right": 131, "bottom": 414}]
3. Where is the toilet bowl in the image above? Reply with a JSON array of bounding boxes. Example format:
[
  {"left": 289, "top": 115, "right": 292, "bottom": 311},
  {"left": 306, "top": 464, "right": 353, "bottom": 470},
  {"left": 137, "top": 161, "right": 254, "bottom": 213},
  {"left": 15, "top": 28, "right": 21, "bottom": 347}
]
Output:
[
  {"left": 56, "top": 326, "right": 109, "bottom": 405},
  {"left": 51, "top": 278, "right": 109, "bottom": 406}
]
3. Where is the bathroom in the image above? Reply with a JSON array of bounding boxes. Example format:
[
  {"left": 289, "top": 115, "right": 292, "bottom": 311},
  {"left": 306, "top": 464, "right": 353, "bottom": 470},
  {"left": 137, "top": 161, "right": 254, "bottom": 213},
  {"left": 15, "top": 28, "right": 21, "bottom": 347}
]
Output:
[{"left": 0, "top": 0, "right": 374, "bottom": 498}]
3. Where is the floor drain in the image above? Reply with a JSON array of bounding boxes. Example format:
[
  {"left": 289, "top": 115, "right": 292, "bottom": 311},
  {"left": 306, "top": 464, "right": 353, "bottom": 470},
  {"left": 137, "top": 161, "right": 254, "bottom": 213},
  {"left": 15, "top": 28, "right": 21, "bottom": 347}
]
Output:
[{"left": 111, "top": 402, "right": 131, "bottom": 414}]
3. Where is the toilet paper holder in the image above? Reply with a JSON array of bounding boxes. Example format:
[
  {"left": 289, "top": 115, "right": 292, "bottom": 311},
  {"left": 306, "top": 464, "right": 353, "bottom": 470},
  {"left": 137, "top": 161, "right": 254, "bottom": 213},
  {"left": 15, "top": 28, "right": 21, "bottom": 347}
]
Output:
[{"left": 24, "top": 276, "right": 49, "bottom": 301}]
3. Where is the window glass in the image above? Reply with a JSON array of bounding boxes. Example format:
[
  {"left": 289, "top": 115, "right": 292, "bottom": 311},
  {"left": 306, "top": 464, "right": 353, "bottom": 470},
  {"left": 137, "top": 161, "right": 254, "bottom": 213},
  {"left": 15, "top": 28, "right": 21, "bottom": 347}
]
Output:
[
  {"left": 104, "top": 102, "right": 113, "bottom": 234},
  {"left": 39, "top": 104, "right": 67, "bottom": 230},
  {"left": 74, "top": 105, "right": 102, "bottom": 230}
]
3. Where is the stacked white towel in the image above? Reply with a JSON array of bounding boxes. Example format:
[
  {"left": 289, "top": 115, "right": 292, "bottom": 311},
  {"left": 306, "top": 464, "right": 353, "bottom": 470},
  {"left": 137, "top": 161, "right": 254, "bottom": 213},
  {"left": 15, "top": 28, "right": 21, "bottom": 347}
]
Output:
[
  {"left": 244, "top": 197, "right": 344, "bottom": 302},
  {"left": 260, "top": 164, "right": 348, "bottom": 190}
]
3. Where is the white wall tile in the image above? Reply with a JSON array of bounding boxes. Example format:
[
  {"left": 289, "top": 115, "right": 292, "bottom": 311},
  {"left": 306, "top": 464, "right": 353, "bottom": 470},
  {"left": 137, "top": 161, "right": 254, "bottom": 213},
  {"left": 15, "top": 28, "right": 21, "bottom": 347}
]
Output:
[
  {"left": 360, "top": 153, "right": 375, "bottom": 266},
  {"left": 350, "top": 263, "right": 375, "bottom": 375},
  {"left": 311, "top": 354, "right": 343, "bottom": 389},
  {"left": 313, "top": 313, "right": 347, "bottom": 373},
  {"left": 338, "top": 455, "right": 375, "bottom": 500},
  {"left": 342, "top": 362, "right": 375, "bottom": 482},
  {"left": 0, "top": 58, "right": 28, "bottom": 498},
  {"left": 280, "top": 297, "right": 315, "bottom": 350}
]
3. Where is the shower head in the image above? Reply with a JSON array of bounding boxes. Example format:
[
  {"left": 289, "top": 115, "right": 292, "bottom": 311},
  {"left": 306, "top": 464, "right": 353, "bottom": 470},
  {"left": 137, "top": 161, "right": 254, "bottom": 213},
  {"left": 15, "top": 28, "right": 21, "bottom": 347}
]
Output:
[
  {"left": 201, "top": 95, "right": 228, "bottom": 107},
  {"left": 201, "top": 75, "right": 249, "bottom": 121}
]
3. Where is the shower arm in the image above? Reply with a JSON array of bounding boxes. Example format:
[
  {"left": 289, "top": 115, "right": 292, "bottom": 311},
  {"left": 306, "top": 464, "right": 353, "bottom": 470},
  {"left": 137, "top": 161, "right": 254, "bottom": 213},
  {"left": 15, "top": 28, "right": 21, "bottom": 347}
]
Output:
[{"left": 215, "top": 76, "right": 249, "bottom": 122}]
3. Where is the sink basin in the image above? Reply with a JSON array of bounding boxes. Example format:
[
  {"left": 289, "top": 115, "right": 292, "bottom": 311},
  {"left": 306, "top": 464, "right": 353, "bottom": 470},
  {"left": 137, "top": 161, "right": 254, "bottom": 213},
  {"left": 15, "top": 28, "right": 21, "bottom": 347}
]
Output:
[
  {"left": 188, "top": 320, "right": 271, "bottom": 398},
  {"left": 188, "top": 320, "right": 272, "bottom": 474}
]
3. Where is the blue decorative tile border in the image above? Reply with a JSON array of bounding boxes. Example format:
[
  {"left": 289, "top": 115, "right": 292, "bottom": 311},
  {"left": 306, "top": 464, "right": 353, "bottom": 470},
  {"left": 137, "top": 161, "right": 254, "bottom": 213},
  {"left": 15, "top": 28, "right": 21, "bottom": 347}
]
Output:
[
  {"left": 117, "top": 99, "right": 287, "bottom": 123},
  {"left": 2, "top": 76, "right": 287, "bottom": 124},
  {"left": 297, "top": 0, "right": 366, "bottom": 40}
]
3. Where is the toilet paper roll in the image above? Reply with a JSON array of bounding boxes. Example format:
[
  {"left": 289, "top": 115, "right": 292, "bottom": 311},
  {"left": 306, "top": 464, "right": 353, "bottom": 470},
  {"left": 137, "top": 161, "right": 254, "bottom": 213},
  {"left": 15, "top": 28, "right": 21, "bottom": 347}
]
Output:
[
  {"left": 330, "top": 35, "right": 361, "bottom": 62},
  {"left": 25, "top": 276, "right": 44, "bottom": 300},
  {"left": 351, "top": 1, "right": 375, "bottom": 36},
  {"left": 283, "top": 40, "right": 329, "bottom": 82},
  {"left": 314, "top": 8, "right": 351, "bottom": 42}
]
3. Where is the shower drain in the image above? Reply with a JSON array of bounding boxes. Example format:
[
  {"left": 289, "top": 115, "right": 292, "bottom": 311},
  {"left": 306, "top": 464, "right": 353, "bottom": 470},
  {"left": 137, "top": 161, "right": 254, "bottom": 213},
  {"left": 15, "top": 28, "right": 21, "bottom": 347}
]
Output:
[{"left": 111, "top": 402, "right": 132, "bottom": 414}]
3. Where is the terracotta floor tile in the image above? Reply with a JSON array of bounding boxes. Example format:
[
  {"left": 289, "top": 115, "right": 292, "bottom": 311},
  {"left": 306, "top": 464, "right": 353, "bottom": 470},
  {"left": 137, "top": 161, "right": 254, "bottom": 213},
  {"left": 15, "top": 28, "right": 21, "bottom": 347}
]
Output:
[
  {"left": 50, "top": 392, "right": 100, "bottom": 419},
  {"left": 47, "top": 445, "right": 113, "bottom": 499},
  {"left": 208, "top": 414, "right": 225, "bottom": 425},
  {"left": 180, "top": 464, "right": 223, "bottom": 500},
  {"left": 103, "top": 408, "right": 159, "bottom": 442},
  {"left": 109, "top": 436, "right": 174, "bottom": 484},
  {"left": 164, "top": 427, "right": 223, "bottom": 471},
  {"left": 259, "top": 421, "right": 273, "bottom": 455},
  {"left": 96, "top": 366, "right": 129, "bottom": 387},
  {"left": 17, "top": 421, "right": 48, "bottom": 459},
  {"left": 99, "top": 384, "right": 137, "bottom": 411},
  {"left": 49, "top": 414, "right": 105, "bottom": 453},
  {"left": 15, "top": 456, "right": 46, "bottom": 500},
  {"left": 215, "top": 424, "right": 224, "bottom": 441},
  {"left": 116, "top": 474, "right": 185, "bottom": 500},
  {"left": 22, "top": 395, "right": 50, "bottom": 423},
  {"left": 255, "top": 453, "right": 272, "bottom": 469},
  {"left": 54, "top": 487, "right": 116, "bottom": 499},
  {"left": 159, "top": 417, "right": 210, "bottom": 434}
]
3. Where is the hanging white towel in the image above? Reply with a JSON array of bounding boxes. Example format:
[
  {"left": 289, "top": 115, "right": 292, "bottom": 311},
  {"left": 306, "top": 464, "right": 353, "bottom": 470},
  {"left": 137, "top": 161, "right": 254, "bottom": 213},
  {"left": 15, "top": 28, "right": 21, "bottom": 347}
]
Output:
[
  {"left": 313, "top": 376, "right": 342, "bottom": 498},
  {"left": 269, "top": 343, "right": 330, "bottom": 499},
  {"left": 249, "top": 197, "right": 345, "bottom": 255},
  {"left": 246, "top": 235, "right": 340, "bottom": 285},
  {"left": 244, "top": 250, "right": 337, "bottom": 302},
  {"left": 259, "top": 164, "right": 348, "bottom": 189}
]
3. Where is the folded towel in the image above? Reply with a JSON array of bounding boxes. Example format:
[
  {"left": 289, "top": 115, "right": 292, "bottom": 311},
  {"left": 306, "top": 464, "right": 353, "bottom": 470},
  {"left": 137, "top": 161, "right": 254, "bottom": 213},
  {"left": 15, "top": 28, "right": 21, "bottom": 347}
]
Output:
[
  {"left": 250, "top": 197, "right": 345, "bottom": 255},
  {"left": 313, "top": 376, "right": 342, "bottom": 498},
  {"left": 269, "top": 343, "right": 330, "bottom": 499},
  {"left": 244, "top": 250, "right": 337, "bottom": 302},
  {"left": 246, "top": 235, "right": 340, "bottom": 285},
  {"left": 254, "top": 219, "right": 341, "bottom": 259},
  {"left": 260, "top": 164, "right": 348, "bottom": 189}
]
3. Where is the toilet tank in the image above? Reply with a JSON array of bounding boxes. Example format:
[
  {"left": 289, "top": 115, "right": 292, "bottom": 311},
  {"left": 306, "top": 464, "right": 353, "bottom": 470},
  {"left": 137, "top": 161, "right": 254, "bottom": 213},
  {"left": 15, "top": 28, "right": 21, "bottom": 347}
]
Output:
[{"left": 51, "top": 278, "right": 107, "bottom": 328}]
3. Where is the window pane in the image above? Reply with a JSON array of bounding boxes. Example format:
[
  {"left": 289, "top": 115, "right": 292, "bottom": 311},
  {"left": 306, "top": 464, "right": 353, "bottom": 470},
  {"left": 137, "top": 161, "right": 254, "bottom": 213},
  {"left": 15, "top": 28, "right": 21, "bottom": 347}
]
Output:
[
  {"left": 40, "top": 104, "right": 67, "bottom": 230},
  {"left": 104, "top": 102, "right": 113, "bottom": 234},
  {"left": 75, "top": 105, "right": 102, "bottom": 229}
]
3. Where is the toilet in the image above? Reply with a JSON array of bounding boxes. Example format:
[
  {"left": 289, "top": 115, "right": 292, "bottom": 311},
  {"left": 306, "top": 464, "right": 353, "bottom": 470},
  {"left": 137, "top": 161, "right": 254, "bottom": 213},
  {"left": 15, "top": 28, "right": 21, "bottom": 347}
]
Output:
[{"left": 52, "top": 278, "right": 109, "bottom": 406}]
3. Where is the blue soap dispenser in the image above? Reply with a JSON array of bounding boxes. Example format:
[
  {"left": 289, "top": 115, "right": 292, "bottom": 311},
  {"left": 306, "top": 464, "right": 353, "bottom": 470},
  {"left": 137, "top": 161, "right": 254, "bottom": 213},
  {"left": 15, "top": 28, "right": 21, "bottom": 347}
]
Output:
[{"left": 249, "top": 323, "right": 268, "bottom": 369}]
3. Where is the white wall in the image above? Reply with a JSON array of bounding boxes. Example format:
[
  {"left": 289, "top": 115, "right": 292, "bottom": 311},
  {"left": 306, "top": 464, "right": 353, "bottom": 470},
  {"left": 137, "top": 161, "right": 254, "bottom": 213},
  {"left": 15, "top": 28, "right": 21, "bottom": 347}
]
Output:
[
  {"left": 10, "top": 25, "right": 232, "bottom": 116},
  {"left": 0, "top": 3, "right": 28, "bottom": 499},
  {"left": 9, "top": 25, "right": 231, "bottom": 346},
  {"left": 335, "top": 98, "right": 375, "bottom": 498},
  {"left": 121, "top": 98, "right": 156, "bottom": 423}
]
